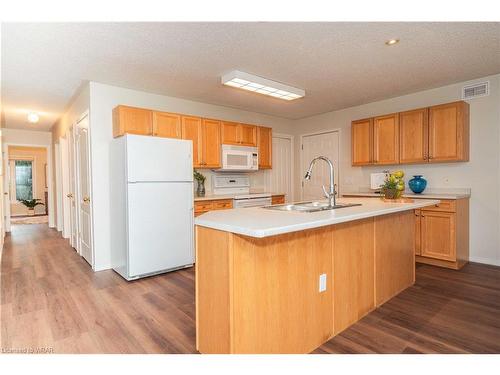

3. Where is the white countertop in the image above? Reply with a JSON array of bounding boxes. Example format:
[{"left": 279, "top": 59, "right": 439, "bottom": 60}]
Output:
[
  {"left": 194, "top": 192, "right": 285, "bottom": 201},
  {"left": 194, "top": 197, "right": 440, "bottom": 238},
  {"left": 342, "top": 191, "right": 470, "bottom": 200}
]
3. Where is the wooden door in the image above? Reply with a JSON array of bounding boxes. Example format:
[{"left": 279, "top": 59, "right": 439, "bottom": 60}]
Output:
[
  {"left": 414, "top": 209, "right": 421, "bottom": 256},
  {"left": 181, "top": 116, "right": 202, "bottom": 167},
  {"left": 221, "top": 121, "right": 240, "bottom": 145},
  {"left": 428, "top": 101, "right": 469, "bottom": 162},
  {"left": 152, "top": 111, "right": 181, "bottom": 138},
  {"left": 112, "top": 105, "right": 153, "bottom": 137},
  {"left": 201, "top": 119, "right": 221, "bottom": 168},
  {"left": 373, "top": 114, "right": 399, "bottom": 164},
  {"left": 351, "top": 118, "right": 373, "bottom": 166},
  {"left": 239, "top": 124, "right": 257, "bottom": 146},
  {"left": 257, "top": 126, "right": 272, "bottom": 169},
  {"left": 421, "top": 211, "right": 456, "bottom": 261},
  {"left": 399, "top": 108, "right": 428, "bottom": 164}
]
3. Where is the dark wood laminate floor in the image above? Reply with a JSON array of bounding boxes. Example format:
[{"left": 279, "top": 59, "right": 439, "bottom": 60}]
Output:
[{"left": 1, "top": 224, "right": 499, "bottom": 354}]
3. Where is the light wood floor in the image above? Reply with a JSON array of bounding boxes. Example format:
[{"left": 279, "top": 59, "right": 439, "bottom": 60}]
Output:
[
  {"left": 1, "top": 224, "right": 500, "bottom": 353},
  {"left": 1, "top": 224, "right": 196, "bottom": 353}
]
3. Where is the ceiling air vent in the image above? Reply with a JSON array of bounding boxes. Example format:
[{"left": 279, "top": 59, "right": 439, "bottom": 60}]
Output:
[{"left": 462, "top": 81, "right": 489, "bottom": 100}]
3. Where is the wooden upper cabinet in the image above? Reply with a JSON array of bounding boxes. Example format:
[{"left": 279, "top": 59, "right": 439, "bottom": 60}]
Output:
[
  {"left": 373, "top": 114, "right": 399, "bottom": 165},
  {"left": 181, "top": 116, "right": 202, "bottom": 167},
  {"left": 351, "top": 118, "right": 373, "bottom": 166},
  {"left": 239, "top": 124, "right": 257, "bottom": 146},
  {"left": 420, "top": 211, "right": 456, "bottom": 261},
  {"left": 221, "top": 121, "right": 240, "bottom": 145},
  {"left": 257, "top": 126, "right": 272, "bottom": 169},
  {"left": 399, "top": 108, "right": 428, "bottom": 164},
  {"left": 152, "top": 111, "right": 181, "bottom": 138},
  {"left": 201, "top": 119, "right": 221, "bottom": 168},
  {"left": 428, "top": 101, "right": 469, "bottom": 162},
  {"left": 113, "top": 105, "right": 153, "bottom": 137},
  {"left": 221, "top": 121, "right": 257, "bottom": 146}
]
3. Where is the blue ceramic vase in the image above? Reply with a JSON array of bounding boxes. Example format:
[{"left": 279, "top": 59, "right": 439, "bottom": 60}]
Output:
[{"left": 408, "top": 175, "right": 427, "bottom": 194}]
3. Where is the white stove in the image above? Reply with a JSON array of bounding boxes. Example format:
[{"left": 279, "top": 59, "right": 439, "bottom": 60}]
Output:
[{"left": 212, "top": 174, "right": 272, "bottom": 208}]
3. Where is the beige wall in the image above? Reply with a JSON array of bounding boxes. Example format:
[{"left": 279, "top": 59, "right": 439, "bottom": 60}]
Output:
[
  {"left": 291, "top": 73, "right": 500, "bottom": 266},
  {"left": 9, "top": 146, "right": 48, "bottom": 216}
]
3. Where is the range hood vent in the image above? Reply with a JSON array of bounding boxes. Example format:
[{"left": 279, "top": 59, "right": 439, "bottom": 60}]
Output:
[{"left": 462, "top": 81, "right": 489, "bottom": 100}]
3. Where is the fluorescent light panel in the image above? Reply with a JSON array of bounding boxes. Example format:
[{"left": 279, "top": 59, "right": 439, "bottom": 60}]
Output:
[{"left": 221, "top": 70, "right": 305, "bottom": 101}]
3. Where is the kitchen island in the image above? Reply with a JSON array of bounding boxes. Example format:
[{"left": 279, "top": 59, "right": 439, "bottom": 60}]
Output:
[{"left": 194, "top": 197, "right": 440, "bottom": 354}]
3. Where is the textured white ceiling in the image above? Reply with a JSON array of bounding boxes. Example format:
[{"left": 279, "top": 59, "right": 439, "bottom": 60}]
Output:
[{"left": 2, "top": 22, "right": 500, "bottom": 131}]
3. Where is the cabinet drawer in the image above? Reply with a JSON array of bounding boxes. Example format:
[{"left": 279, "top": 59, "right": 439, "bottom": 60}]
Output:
[
  {"left": 212, "top": 200, "right": 233, "bottom": 210},
  {"left": 195, "top": 201, "right": 213, "bottom": 213},
  {"left": 422, "top": 199, "right": 456, "bottom": 213},
  {"left": 272, "top": 195, "right": 285, "bottom": 205}
]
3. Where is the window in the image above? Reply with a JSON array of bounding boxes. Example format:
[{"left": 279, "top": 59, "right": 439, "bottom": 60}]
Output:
[{"left": 10, "top": 159, "right": 34, "bottom": 201}]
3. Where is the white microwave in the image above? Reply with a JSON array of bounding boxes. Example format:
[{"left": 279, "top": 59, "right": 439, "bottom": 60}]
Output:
[{"left": 218, "top": 144, "right": 258, "bottom": 171}]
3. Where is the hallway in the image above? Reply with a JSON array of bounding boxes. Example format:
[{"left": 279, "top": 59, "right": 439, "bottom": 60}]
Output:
[{"left": 1, "top": 224, "right": 500, "bottom": 353}]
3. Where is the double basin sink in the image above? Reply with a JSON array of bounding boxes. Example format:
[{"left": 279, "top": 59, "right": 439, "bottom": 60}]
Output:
[{"left": 263, "top": 201, "right": 361, "bottom": 213}]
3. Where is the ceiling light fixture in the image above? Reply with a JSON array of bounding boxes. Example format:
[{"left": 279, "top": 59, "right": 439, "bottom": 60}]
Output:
[
  {"left": 27, "top": 112, "right": 39, "bottom": 123},
  {"left": 221, "top": 70, "right": 305, "bottom": 101},
  {"left": 385, "top": 39, "right": 400, "bottom": 46}
]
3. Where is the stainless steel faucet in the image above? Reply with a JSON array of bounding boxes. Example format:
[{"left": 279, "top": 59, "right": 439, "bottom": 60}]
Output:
[{"left": 304, "top": 156, "right": 336, "bottom": 207}]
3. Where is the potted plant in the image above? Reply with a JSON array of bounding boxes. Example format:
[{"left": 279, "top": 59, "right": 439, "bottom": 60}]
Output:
[
  {"left": 193, "top": 170, "right": 206, "bottom": 197},
  {"left": 380, "top": 170, "right": 405, "bottom": 200},
  {"left": 19, "top": 199, "right": 45, "bottom": 216}
]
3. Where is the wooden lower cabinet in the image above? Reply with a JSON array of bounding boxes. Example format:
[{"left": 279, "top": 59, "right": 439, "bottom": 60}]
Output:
[
  {"left": 415, "top": 198, "right": 469, "bottom": 269},
  {"left": 333, "top": 219, "right": 374, "bottom": 335},
  {"left": 271, "top": 194, "right": 285, "bottom": 205},
  {"left": 194, "top": 199, "right": 233, "bottom": 217},
  {"left": 196, "top": 210, "right": 415, "bottom": 353}
]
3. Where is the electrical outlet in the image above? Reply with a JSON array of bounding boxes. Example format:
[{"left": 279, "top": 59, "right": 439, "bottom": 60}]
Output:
[{"left": 319, "top": 274, "right": 327, "bottom": 292}]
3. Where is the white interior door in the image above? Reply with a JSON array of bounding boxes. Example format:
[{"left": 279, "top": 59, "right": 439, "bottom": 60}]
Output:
[
  {"left": 2, "top": 147, "right": 10, "bottom": 233},
  {"left": 76, "top": 115, "right": 93, "bottom": 267},
  {"left": 60, "top": 136, "right": 71, "bottom": 239},
  {"left": 267, "top": 135, "right": 293, "bottom": 202},
  {"left": 301, "top": 131, "right": 340, "bottom": 201},
  {"left": 68, "top": 127, "right": 78, "bottom": 250},
  {"left": 54, "top": 143, "right": 63, "bottom": 231},
  {"left": 0, "top": 135, "right": 4, "bottom": 244}
]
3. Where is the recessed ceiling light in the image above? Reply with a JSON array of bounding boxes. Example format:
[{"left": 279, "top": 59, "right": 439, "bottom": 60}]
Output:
[
  {"left": 221, "top": 70, "right": 305, "bottom": 101},
  {"left": 27, "top": 112, "right": 39, "bottom": 123},
  {"left": 385, "top": 39, "right": 400, "bottom": 46}
]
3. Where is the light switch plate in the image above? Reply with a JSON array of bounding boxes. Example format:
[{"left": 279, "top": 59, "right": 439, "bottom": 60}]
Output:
[{"left": 319, "top": 273, "right": 327, "bottom": 292}]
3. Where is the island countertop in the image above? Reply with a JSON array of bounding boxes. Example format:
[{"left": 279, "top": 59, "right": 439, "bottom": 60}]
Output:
[{"left": 194, "top": 197, "right": 440, "bottom": 238}]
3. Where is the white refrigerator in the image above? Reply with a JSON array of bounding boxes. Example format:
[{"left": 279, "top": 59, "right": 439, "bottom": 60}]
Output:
[{"left": 110, "top": 134, "right": 194, "bottom": 280}]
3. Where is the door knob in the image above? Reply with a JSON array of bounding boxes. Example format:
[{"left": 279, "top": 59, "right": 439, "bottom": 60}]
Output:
[
  {"left": 67, "top": 193, "right": 73, "bottom": 198},
  {"left": 83, "top": 197, "right": 90, "bottom": 203}
]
